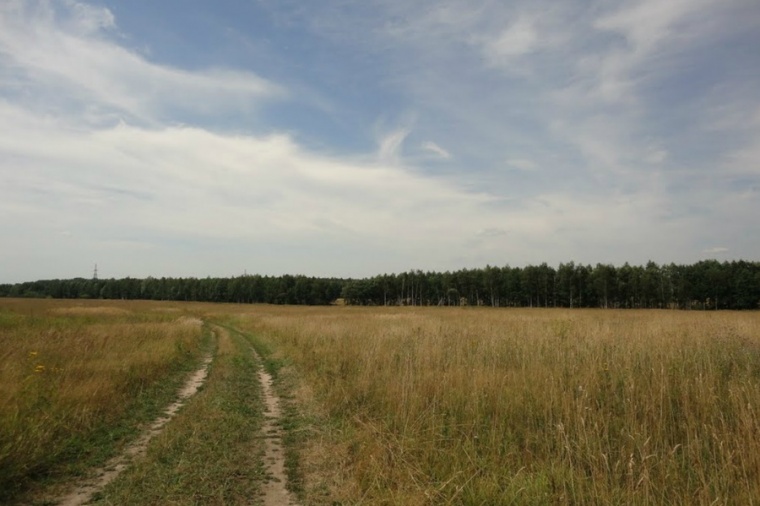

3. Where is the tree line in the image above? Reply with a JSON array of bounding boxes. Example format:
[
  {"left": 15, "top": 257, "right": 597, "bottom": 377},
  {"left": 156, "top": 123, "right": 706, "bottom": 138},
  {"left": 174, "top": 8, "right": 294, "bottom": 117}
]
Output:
[
  {"left": 1, "top": 260, "right": 758, "bottom": 309},
  {"left": 0, "top": 275, "right": 343, "bottom": 305}
]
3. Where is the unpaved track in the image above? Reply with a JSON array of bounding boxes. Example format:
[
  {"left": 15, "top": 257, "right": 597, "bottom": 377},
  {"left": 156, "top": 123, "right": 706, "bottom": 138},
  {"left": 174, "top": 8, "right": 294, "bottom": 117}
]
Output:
[
  {"left": 53, "top": 353, "right": 214, "bottom": 506},
  {"left": 251, "top": 345, "right": 300, "bottom": 506}
]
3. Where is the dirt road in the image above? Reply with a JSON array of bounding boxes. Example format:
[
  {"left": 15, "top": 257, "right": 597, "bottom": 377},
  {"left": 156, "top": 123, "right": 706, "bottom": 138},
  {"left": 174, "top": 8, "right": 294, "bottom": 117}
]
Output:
[
  {"left": 53, "top": 352, "right": 214, "bottom": 506},
  {"left": 41, "top": 323, "right": 299, "bottom": 506},
  {"left": 251, "top": 344, "right": 300, "bottom": 506}
]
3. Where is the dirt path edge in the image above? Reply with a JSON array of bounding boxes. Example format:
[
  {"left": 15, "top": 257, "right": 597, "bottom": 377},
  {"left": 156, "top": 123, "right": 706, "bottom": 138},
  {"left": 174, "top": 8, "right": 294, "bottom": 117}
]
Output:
[
  {"left": 250, "top": 344, "right": 300, "bottom": 506},
  {"left": 51, "top": 352, "right": 214, "bottom": 506}
]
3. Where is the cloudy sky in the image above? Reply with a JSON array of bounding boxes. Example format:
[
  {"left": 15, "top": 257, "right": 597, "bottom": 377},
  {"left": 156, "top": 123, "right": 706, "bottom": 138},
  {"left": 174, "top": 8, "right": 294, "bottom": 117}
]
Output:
[{"left": 1, "top": 0, "right": 759, "bottom": 282}]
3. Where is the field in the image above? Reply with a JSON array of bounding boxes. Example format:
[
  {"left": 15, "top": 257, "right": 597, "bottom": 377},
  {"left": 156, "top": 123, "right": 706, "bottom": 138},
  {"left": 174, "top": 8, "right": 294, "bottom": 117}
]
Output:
[{"left": 2, "top": 299, "right": 760, "bottom": 504}]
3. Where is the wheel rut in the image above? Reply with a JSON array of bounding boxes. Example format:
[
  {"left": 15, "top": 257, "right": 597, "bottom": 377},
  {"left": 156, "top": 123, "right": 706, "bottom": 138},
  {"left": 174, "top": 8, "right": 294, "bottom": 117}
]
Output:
[
  {"left": 251, "top": 344, "right": 300, "bottom": 506},
  {"left": 51, "top": 350, "right": 214, "bottom": 506},
  {"left": 42, "top": 325, "right": 298, "bottom": 506}
]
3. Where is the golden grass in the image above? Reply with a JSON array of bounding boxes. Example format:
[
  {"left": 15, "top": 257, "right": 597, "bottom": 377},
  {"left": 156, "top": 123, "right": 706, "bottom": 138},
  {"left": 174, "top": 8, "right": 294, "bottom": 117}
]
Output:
[
  {"left": 4, "top": 298, "right": 759, "bottom": 504},
  {"left": 231, "top": 306, "right": 760, "bottom": 505},
  {"left": 48, "top": 306, "right": 132, "bottom": 316},
  {"left": 0, "top": 299, "right": 205, "bottom": 499}
]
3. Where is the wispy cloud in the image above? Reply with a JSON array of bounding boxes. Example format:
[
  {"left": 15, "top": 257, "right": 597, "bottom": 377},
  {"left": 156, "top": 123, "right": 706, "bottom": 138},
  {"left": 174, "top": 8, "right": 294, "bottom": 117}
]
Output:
[
  {"left": 1, "top": 0, "right": 759, "bottom": 281},
  {"left": 421, "top": 141, "right": 451, "bottom": 159},
  {"left": 0, "top": 0, "right": 282, "bottom": 125},
  {"left": 377, "top": 127, "right": 410, "bottom": 163},
  {"left": 0, "top": 101, "right": 512, "bottom": 278},
  {"left": 481, "top": 16, "right": 538, "bottom": 62}
]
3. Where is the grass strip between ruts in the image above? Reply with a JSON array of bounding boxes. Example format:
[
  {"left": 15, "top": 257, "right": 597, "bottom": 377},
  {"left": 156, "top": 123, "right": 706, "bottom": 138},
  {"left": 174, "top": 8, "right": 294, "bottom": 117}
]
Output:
[{"left": 91, "top": 325, "right": 266, "bottom": 505}]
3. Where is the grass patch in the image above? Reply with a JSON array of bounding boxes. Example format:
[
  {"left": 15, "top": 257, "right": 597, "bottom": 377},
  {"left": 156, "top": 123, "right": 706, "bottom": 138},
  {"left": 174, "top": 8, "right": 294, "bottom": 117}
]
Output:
[
  {"left": 221, "top": 314, "right": 360, "bottom": 505},
  {"left": 0, "top": 299, "right": 208, "bottom": 504},
  {"left": 219, "top": 318, "right": 312, "bottom": 502},
  {"left": 93, "top": 325, "right": 266, "bottom": 505}
]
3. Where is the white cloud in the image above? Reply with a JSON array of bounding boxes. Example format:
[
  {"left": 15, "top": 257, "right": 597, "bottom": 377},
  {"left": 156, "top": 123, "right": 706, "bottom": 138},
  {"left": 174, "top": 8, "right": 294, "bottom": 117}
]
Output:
[
  {"left": 594, "top": 1, "right": 691, "bottom": 81},
  {"left": 586, "top": 0, "right": 737, "bottom": 105},
  {"left": 2, "top": 98, "right": 710, "bottom": 280},
  {"left": 313, "top": 0, "right": 759, "bottom": 266},
  {"left": 483, "top": 17, "right": 538, "bottom": 60},
  {"left": 0, "top": 104, "right": 499, "bottom": 248},
  {"left": 377, "top": 127, "right": 410, "bottom": 162},
  {"left": 421, "top": 141, "right": 451, "bottom": 159},
  {"left": 594, "top": 0, "right": 702, "bottom": 54},
  {"left": 0, "top": 1, "right": 282, "bottom": 125},
  {"left": 65, "top": 0, "right": 115, "bottom": 34},
  {"left": 1, "top": 0, "right": 759, "bottom": 281}
]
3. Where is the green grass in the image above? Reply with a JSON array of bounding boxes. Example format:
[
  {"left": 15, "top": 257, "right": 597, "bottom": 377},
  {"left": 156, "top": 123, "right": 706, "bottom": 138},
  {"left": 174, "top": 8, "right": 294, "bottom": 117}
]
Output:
[
  {"left": 221, "top": 320, "right": 310, "bottom": 501},
  {"left": 92, "top": 324, "right": 267, "bottom": 505}
]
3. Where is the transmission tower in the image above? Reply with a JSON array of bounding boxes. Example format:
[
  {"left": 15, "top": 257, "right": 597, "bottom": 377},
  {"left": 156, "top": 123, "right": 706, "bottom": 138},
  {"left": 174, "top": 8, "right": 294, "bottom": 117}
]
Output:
[{"left": 93, "top": 263, "right": 98, "bottom": 280}]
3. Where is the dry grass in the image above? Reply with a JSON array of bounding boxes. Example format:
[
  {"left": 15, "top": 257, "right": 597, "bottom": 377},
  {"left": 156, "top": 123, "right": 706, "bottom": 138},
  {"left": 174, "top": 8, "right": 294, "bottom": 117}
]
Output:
[
  {"left": 4, "top": 298, "right": 759, "bottom": 505},
  {"left": 0, "top": 298, "right": 205, "bottom": 500},
  {"left": 48, "top": 306, "right": 133, "bottom": 316},
  {"left": 231, "top": 306, "right": 760, "bottom": 505}
]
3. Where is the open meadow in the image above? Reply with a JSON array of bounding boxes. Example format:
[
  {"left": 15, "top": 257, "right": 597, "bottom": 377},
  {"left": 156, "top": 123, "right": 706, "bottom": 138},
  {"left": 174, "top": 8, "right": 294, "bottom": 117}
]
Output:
[
  {"left": 227, "top": 306, "right": 760, "bottom": 505},
  {"left": 0, "top": 299, "right": 210, "bottom": 502},
  {"left": 2, "top": 299, "right": 760, "bottom": 505}
]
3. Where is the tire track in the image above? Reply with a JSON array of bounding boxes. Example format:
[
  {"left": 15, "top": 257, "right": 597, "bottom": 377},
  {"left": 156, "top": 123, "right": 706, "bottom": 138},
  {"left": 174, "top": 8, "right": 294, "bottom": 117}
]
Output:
[
  {"left": 52, "top": 351, "right": 214, "bottom": 506},
  {"left": 250, "top": 345, "right": 300, "bottom": 506}
]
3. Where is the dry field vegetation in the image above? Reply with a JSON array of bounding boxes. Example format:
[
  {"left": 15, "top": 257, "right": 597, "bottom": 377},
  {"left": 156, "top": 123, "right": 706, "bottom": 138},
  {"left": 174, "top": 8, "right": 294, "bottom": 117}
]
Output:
[
  {"left": 2, "top": 298, "right": 760, "bottom": 505},
  {"left": 0, "top": 298, "right": 208, "bottom": 502},
  {"left": 233, "top": 306, "right": 760, "bottom": 505}
]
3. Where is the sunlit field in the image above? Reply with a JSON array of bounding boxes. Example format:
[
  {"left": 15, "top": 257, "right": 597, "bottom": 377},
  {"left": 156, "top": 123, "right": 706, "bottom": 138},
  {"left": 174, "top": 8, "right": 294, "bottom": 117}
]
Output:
[
  {"left": 233, "top": 306, "right": 760, "bottom": 505},
  {"left": 0, "top": 299, "right": 206, "bottom": 501},
  {"left": 3, "top": 298, "right": 760, "bottom": 505}
]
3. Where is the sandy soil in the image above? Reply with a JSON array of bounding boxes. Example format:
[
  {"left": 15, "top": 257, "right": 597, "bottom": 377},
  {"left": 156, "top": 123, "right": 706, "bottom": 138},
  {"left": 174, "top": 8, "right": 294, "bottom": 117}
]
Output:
[
  {"left": 252, "top": 346, "right": 300, "bottom": 506},
  {"left": 51, "top": 353, "right": 214, "bottom": 506}
]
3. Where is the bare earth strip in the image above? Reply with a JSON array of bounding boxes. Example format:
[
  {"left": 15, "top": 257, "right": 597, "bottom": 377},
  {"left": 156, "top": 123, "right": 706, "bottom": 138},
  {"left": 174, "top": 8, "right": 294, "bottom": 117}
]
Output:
[
  {"left": 251, "top": 345, "right": 300, "bottom": 506},
  {"left": 52, "top": 353, "right": 214, "bottom": 506}
]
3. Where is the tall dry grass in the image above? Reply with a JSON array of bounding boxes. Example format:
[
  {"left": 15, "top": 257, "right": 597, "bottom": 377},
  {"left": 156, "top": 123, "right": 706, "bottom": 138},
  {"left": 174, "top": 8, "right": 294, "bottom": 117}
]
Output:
[
  {"left": 0, "top": 299, "right": 205, "bottom": 499},
  {"left": 235, "top": 306, "right": 760, "bottom": 505}
]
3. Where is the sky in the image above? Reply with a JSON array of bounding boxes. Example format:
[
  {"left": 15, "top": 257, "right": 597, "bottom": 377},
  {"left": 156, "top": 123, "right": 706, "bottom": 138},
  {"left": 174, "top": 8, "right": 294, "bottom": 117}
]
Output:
[{"left": 1, "top": 0, "right": 759, "bottom": 283}]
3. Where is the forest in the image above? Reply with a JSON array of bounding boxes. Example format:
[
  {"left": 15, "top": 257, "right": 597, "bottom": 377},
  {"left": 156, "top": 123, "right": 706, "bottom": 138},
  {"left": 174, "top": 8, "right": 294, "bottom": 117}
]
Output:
[{"left": 1, "top": 259, "right": 758, "bottom": 309}]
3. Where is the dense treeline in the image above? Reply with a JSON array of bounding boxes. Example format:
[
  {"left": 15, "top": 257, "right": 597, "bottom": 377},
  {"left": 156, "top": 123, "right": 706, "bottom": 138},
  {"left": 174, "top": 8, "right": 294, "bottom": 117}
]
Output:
[
  {"left": 0, "top": 275, "right": 343, "bottom": 305},
  {"left": 1, "top": 260, "right": 758, "bottom": 309},
  {"left": 342, "top": 260, "right": 760, "bottom": 309}
]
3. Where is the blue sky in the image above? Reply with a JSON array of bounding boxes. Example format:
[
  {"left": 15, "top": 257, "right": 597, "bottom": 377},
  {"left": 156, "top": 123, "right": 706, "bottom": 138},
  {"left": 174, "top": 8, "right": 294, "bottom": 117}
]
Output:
[{"left": 1, "top": 0, "right": 759, "bottom": 282}]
